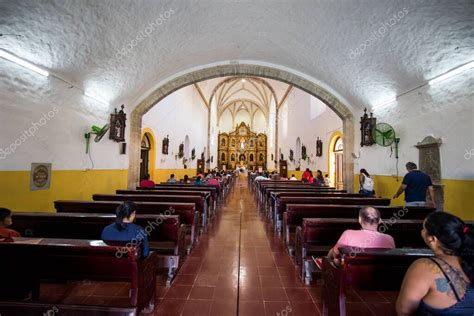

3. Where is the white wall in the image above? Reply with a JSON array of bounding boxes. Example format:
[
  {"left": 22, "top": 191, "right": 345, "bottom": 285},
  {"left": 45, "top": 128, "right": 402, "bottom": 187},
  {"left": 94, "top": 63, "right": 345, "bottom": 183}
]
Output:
[
  {"left": 355, "top": 72, "right": 474, "bottom": 180},
  {"left": 278, "top": 89, "right": 343, "bottom": 172},
  {"left": 0, "top": 60, "right": 128, "bottom": 171},
  {"left": 142, "top": 85, "right": 208, "bottom": 169}
]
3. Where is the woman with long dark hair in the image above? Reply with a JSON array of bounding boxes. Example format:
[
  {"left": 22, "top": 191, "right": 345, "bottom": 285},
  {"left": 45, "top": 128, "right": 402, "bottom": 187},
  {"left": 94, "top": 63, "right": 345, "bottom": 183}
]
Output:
[
  {"left": 396, "top": 212, "right": 474, "bottom": 315},
  {"left": 101, "top": 201, "right": 149, "bottom": 257},
  {"left": 359, "top": 168, "right": 374, "bottom": 197}
]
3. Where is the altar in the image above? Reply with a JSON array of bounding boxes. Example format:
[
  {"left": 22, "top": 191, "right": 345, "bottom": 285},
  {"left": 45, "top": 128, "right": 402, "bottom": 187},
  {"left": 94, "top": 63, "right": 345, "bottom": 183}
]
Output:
[{"left": 218, "top": 122, "right": 267, "bottom": 170}]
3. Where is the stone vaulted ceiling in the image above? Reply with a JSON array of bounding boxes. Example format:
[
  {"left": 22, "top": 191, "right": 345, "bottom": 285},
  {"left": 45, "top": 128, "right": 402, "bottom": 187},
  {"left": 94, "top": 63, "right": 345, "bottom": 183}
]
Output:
[{"left": 0, "top": 0, "right": 472, "bottom": 112}]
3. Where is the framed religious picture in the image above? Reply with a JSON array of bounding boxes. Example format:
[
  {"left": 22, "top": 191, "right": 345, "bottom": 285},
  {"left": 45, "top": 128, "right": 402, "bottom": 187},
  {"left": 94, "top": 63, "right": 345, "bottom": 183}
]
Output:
[
  {"left": 360, "top": 108, "right": 376, "bottom": 147},
  {"left": 109, "top": 105, "right": 126, "bottom": 142},
  {"left": 289, "top": 149, "right": 294, "bottom": 161},
  {"left": 162, "top": 135, "right": 169, "bottom": 154},
  {"left": 30, "top": 163, "right": 52, "bottom": 191},
  {"left": 301, "top": 145, "right": 307, "bottom": 160},
  {"left": 316, "top": 137, "right": 323, "bottom": 157}
]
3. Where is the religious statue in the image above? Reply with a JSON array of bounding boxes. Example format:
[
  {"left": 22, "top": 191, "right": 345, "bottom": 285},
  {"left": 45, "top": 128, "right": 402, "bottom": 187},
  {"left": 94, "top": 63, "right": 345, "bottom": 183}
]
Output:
[
  {"left": 360, "top": 108, "right": 376, "bottom": 147},
  {"left": 178, "top": 143, "right": 184, "bottom": 158},
  {"left": 316, "top": 137, "right": 323, "bottom": 157},
  {"left": 109, "top": 104, "right": 126, "bottom": 142},
  {"left": 162, "top": 135, "right": 169, "bottom": 154}
]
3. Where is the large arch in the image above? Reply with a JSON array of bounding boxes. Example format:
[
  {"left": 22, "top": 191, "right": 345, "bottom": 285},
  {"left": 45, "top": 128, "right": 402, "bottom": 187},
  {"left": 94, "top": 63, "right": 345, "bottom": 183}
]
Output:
[{"left": 128, "top": 64, "right": 355, "bottom": 191}]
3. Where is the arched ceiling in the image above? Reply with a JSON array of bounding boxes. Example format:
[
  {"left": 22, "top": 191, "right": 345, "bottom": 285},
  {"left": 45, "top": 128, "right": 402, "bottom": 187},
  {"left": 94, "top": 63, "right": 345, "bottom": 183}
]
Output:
[
  {"left": 211, "top": 76, "right": 279, "bottom": 122},
  {"left": 1, "top": 0, "right": 472, "bottom": 112}
]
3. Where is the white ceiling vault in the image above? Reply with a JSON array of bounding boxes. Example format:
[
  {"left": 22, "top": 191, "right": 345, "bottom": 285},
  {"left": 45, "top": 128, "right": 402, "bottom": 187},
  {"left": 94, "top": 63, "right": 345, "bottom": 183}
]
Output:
[{"left": 0, "top": 0, "right": 472, "bottom": 113}]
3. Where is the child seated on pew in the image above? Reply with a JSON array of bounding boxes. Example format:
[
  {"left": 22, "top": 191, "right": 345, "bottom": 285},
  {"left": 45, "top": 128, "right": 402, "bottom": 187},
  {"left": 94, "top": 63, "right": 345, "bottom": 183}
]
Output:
[
  {"left": 140, "top": 173, "right": 155, "bottom": 187},
  {"left": 101, "top": 201, "right": 149, "bottom": 258},
  {"left": 0, "top": 208, "right": 21, "bottom": 241},
  {"left": 327, "top": 206, "right": 395, "bottom": 260},
  {"left": 396, "top": 212, "right": 474, "bottom": 315}
]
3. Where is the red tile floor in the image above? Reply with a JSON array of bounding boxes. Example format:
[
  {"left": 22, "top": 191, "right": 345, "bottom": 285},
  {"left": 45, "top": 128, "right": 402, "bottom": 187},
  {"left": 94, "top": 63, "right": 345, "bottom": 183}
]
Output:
[{"left": 152, "top": 176, "right": 398, "bottom": 316}]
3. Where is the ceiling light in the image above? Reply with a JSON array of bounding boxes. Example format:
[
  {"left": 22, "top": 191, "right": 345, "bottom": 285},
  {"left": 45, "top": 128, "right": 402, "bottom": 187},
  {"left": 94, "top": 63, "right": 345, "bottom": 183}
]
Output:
[
  {"left": 429, "top": 61, "right": 474, "bottom": 86},
  {"left": 84, "top": 92, "right": 109, "bottom": 106},
  {"left": 371, "top": 97, "right": 397, "bottom": 111},
  {"left": 0, "top": 49, "right": 49, "bottom": 77},
  {"left": 241, "top": 79, "right": 246, "bottom": 83}
]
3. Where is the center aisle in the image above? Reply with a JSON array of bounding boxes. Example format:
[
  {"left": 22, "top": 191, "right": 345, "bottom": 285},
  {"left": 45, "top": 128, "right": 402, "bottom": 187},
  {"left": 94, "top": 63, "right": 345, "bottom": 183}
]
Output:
[{"left": 154, "top": 175, "right": 320, "bottom": 316}]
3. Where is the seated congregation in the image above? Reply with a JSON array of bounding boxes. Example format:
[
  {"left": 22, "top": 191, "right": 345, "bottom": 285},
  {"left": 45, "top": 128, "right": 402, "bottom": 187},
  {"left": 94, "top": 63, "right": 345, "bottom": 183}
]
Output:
[{"left": 1, "top": 164, "right": 473, "bottom": 315}]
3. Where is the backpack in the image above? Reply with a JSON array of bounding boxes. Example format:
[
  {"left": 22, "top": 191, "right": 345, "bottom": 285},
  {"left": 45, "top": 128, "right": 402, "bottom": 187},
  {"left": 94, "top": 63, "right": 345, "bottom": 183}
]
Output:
[{"left": 362, "top": 175, "right": 374, "bottom": 191}]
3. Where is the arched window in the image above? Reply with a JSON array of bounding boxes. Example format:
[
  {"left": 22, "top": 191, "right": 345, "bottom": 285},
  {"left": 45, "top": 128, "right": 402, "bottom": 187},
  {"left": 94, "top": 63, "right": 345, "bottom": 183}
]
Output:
[{"left": 334, "top": 137, "right": 343, "bottom": 152}]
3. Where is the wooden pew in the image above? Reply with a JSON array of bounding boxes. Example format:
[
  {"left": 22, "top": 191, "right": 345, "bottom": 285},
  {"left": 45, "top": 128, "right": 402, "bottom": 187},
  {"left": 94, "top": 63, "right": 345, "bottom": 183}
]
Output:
[
  {"left": 137, "top": 185, "right": 219, "bottom": 211},
  {"left": 116, "top": 189, "right": 213, "bottom": 215},
  {"left": 258, "top": 186, "right": 343, "bottom": 214},
  {"left": 10, "top": 213, "right": 186, "bottom": 286},
  {"left": 53, "top": 201, "right": 199, "bottom": 251},
  {"left": 294, "top": 218, "right": 428, "bottom": 283},
  {"left": 283, "top": 204, "right": 435, "bottom": 252},
  {"left": 0, "top": 238, "right": 158, "bottom": 314},
  {"left": 321, "top": 248, "right": 434, "bottom": 316},
  {"left": 272, "top": 196, "right": 391, "bottom": 231},
  {"left": 92, "top": 194, "right": 210, "bottom": 228},
  {"left": 267, "top": 191, "right": 362, "bottom": 222},
  {"left": 257, "top": 184, "right": 339, "bottom": 207}
]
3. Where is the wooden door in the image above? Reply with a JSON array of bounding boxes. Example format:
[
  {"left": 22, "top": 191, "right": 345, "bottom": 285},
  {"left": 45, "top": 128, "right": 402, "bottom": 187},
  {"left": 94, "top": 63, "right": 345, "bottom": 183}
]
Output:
[
  {"left": 140, "top": 149, "right": 149, "bottom": 180},
  {"left": 335, "top": 152, "right": 344, "bottom": 190}
]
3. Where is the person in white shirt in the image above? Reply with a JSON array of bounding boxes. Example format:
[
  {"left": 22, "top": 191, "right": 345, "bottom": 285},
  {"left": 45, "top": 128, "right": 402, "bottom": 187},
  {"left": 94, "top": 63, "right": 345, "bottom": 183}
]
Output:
[
  {"left": 254, "top": 173, "right": 268, "bottom": 181},
  {"left": 289, "top": 174, "right": 298, "bottom": 181}
]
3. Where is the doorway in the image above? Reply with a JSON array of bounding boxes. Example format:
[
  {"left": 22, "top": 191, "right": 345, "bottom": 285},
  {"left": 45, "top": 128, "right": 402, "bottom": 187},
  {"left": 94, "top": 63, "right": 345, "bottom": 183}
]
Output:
[
  {"left": 334, "top": 137, "right": 344, "bottom": 190},
  {"left": 140, "top": 134, "right": 151, "bottom": 180}
]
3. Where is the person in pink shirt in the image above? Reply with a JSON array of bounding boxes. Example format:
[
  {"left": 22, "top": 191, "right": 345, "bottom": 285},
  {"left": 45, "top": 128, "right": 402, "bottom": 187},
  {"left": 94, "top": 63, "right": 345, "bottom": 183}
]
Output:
[
  {"left": 206, "top": 177, "right": 220, "bottom": 187},
  {"left": 328, "top": 206, "right": 395, "bottom": 259}
]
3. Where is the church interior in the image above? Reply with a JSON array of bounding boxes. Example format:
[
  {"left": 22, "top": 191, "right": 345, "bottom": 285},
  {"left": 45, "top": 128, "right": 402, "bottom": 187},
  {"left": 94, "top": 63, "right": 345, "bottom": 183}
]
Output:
[{"left": 0, "top": 1, "right": 473, "bottom": 315}]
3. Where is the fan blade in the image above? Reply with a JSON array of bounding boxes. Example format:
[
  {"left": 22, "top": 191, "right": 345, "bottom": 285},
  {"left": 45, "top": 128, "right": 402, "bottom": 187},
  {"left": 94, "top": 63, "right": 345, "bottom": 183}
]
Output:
[{"left": 94, "top": 124, "right": 110, "bottom": 142}]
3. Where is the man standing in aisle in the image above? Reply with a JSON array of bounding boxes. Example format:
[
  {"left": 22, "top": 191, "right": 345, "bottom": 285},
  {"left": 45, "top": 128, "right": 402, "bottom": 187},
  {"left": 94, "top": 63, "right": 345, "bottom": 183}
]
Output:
[{"left": 393, "top": 162, "right": 436, "bottom": 207}]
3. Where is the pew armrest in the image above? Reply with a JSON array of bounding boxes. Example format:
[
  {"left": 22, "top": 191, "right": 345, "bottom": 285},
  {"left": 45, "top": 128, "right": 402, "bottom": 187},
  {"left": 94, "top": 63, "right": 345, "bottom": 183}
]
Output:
[
  {"left": 283, "top": 212, "right": 289, "bottom": 246},
  {"left": 321, "top": 256, "right": 345, "bottom": 316},
  {"left": 138, "top": 251, "right": 158, "bottom": 312},
  {"left": 295, "top": 226, "right": 304, "bottom": 278},
  {"left": 176, "top": 224, "right": 187, "bottom": 266}
]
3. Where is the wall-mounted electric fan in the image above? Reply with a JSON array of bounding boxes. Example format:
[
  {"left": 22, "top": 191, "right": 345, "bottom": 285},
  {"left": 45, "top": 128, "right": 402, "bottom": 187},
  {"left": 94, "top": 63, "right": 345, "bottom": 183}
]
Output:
[{"left": 85, "top": 124, "right": 110, "bottom": 153}]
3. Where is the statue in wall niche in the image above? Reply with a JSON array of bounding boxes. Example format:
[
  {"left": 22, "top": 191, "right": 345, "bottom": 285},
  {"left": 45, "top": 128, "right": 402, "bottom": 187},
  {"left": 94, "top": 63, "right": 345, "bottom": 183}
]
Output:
[
  {"left": 178, "top": 143, "right": 184, "bottom": 158},
  {"left": 316, "top": 137, "right": 323, "bottom": 157},
  {"left": 109, "top": 105, "right": 126, "bottom": 142},
  {"left": 162, "top": 135, "right": 169, "bottom": 155},
  {"left": 360, "top": 108, "right": 376, "bottom": 147}
]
